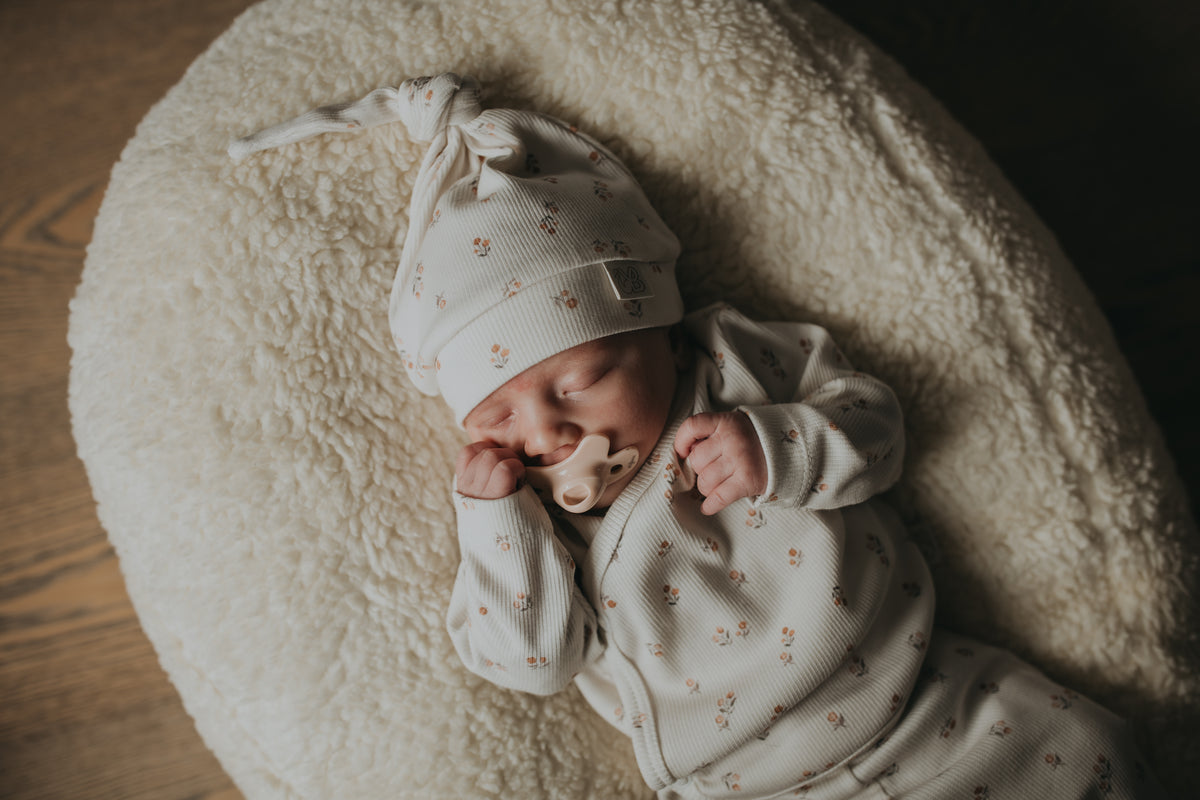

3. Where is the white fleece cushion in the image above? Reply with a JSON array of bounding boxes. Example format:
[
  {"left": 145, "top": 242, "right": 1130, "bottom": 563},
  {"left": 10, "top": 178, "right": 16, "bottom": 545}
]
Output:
[{"left": 68, "top": 0, "right": 1198, "bottom": 796}]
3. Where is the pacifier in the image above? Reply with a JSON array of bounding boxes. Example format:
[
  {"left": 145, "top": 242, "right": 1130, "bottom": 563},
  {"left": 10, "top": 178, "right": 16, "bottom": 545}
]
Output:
[{"left": 525, "top": 434, "right": 640, "bottom": 513}]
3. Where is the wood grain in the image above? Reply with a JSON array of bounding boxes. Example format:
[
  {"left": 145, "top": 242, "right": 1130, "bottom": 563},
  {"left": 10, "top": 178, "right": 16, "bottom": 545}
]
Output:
[{"left": 0, "top": 0, "right": 1195, "bottom": 798}]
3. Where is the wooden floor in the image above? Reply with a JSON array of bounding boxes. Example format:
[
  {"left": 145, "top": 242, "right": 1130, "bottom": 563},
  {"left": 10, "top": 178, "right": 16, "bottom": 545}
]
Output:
[{"left": 0, "top": 0, "right": 1195, "bottom": 797}]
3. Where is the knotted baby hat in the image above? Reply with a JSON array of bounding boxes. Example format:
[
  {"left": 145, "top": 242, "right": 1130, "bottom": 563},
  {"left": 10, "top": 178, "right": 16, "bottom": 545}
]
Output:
[{"left": 230, "top": 73, "right": 682, "bottom": 424}]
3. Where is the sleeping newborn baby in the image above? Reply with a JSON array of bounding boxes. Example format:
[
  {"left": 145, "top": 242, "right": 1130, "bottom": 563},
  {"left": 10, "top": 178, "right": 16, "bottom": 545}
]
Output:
[{"left": 232, "top": 73, "right": 1167, "bottom": 799}]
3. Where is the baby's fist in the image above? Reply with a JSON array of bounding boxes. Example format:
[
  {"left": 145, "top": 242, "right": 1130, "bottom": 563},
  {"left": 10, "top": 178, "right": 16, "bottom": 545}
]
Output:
[
  {"left": 455, "top": 441, "right": 525, "bottom": 500},
  {"left": 674, "top": 411, "right": 768, "bottom": 515}
]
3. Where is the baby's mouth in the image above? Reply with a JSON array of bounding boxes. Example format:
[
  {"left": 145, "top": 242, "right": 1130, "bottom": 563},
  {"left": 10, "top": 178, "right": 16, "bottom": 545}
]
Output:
[{"left": 531, "top": 442, "right": 580, "bottom": 468}]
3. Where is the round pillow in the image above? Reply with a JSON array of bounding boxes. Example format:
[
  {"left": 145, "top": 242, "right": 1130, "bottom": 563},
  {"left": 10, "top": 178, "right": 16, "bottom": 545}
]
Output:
[{"left": 69, "top": 0, "right": 1198, "bottom": 795}]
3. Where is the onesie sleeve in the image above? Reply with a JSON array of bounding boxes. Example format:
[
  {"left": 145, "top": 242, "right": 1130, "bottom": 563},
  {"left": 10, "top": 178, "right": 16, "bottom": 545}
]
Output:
[
  {"left": 685, "top": 303, "right": 905, "bottom": 510},
  {"left": 446, "top": 484, "right": 602, "bottom": 695}
]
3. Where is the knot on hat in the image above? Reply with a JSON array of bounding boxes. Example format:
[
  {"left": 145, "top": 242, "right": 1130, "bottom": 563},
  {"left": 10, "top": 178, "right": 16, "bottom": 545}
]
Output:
[
  {"left": 396, "top": 74, "right": 482, "bottom": 142},
  {"left": 228, "top": 73, "right": 481, "bottom": 160}
]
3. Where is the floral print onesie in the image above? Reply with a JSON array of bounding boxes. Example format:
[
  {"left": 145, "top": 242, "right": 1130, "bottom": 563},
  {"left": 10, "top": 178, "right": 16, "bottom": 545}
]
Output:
[{"left": 447, "top": 303, "right": 1164, "bottom": 799}]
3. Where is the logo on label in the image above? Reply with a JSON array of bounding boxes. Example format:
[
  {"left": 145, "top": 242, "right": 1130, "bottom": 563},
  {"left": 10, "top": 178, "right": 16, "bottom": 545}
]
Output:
[{"left": 604, "top": 261, "right": 654, "bottom": 301}]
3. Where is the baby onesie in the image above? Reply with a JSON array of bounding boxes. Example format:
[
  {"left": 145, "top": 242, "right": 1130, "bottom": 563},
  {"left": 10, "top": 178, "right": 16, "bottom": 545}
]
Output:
[{"left": 447, "top": 303, "right": 1164, "bottom": 799}]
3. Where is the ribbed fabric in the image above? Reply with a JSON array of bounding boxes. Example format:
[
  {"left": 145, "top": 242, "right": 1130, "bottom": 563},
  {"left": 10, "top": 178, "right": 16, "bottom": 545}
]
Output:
[{"left": 445, "top": 304, "right": 1166, "bottom": 799}]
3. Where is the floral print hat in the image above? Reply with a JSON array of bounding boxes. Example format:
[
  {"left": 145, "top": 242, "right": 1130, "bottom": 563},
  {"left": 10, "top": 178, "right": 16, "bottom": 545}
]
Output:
[{"left": 230, "top": 73, "right": 682, "bottom": 424}]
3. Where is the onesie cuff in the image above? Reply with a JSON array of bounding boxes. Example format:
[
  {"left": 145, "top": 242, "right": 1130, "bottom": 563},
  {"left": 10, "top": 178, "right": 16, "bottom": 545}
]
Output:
[
  {"left": 737, "top": 403, "right": 816, "bottom": 508},
  {"left": 452, "top": 484, "right": 553, "bottom": 551}
]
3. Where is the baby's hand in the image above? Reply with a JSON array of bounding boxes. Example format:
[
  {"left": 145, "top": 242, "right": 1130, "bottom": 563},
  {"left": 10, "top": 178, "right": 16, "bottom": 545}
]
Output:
[
  {"left": 674, "top": 411, "right": 768, "bottom": 515},
  {"left": 455, "top": 441, "right": 526, "bottom": 500}
]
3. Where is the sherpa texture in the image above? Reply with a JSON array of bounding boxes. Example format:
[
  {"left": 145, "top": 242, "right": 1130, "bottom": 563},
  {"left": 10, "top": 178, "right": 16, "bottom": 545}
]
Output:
[{"left": 68, "top": 0, "right": 1199, "bottom": 796}]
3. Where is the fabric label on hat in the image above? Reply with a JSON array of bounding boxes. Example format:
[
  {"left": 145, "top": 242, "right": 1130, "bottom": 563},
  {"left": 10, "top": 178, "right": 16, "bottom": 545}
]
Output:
[{"left": 604, "top": 261, "right": 654, "bottom": 301}]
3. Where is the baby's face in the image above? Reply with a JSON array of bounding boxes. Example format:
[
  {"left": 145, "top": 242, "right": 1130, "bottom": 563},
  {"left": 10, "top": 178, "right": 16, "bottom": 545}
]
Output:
[{"left": 463, "top": 328, "right": 678, "bottom": 508}]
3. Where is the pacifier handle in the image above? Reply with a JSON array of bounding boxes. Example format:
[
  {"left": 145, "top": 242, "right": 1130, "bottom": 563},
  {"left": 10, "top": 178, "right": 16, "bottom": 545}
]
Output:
[{"left": 525, "top": 434, "right": 640, "bottom": 513}]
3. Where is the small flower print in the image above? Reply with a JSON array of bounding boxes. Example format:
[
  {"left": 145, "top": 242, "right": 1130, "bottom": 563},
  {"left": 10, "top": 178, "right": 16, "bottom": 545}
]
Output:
[
  {"left": 781, "top": 627, "right": 795, "bottom": 647},
  {"left": 647, "top": 642, "right": 664, "bottom": 658},
  {"left": 865, "top": 534, "right": 889, "bottom": 565},
  {"left": 478, "top": 605, "right": 487, "bottom": 616},
  {"left": 722, "top": 773, "right": 741, "bottom": 791},
  {"left": 541, "top": 175, "right": 559, "bottom": 183},
  {"left": 758, "top": 705, "right": 786, "bottom": 740},
  {"left": 624, "top": 299, "right": 643, "bottom": 318},
  {"left": 489, "top": 344, "right": 510, "bottom": 368},
  {"left": 787, "top": 547, "right": 804, "bottom": 567},
  {"left": 979, "top": 681, "right": 999, "bottom": 694},
  {"left": 880, "top": 763, "right": 899, "bottom": 778},
  {"left": 714, "top": 352, "right": 725, "bottom": 370},
  {"left": 539, "top": 214, "right": 558, "bottom": 234},
  {"left": 591, "top": 239, "right": 609, "bottom": 254},
  {"left": 512, "top": 591, "right": 531, "bottom": 611},
  {"left": 503, "top": 278, "right": 522, "bottom": 298},
  {"left": 686, "top": 677, "right": 700, "bottom": 694},
  {"left": 908, "top": 632, "right": 928, "bottom": 651},
  {"left": 1051, "top": 689, "right": 1078, "bottom": 709},
  {"left": 729, "top": 569, "right": 747, "bottom": 588},
  {"left": 988, "top": 720, "right": 1012, "bottom": 738},
  {"left": 940, "top": 717, "right": 957, "bottom": 738},
  {"left": 473, "top": 236, "right": 491, "bottom": 256},
  {"left": 902, "top": 581, "right": 921, "bottom": 598},
  {"left": 663, "top": 585, "right": 680, "bottom": 605},
  {"left": 713, "top": 627, "right": 731, "bottom": 646},
  {"left": 1093, "top": 755, "right": 1113, "bottom": 795},
  {"left": 798, "top": 337, "right": 814, "bottom": 355},
  {"left": 526, "top": 655, "right": 549, "bottom": 670},
  {"left": 826, "top": 711, "right": 846, "bottom": 731},
  {"left": 760, "top": 347, "right": 785, "bottom": 380},
  {"left": 494, "top": 532, "right": 511, "bottom": 551},
  {"left": 811, "top": 476, "right": 829, "bottom": 494},
  {"left": 717, "top": 691, "right": 737, "bottom": 715},
  {"left": 745, "top": 505, "right": 765, "bottom": 528},
  {"left": 636, "top": 214, "right": 651, "bottom": 230},
  {"left": 889, "top": 693, "right": 902, "bottom": 713},
  {"left": 435, "top": 292, "right": 447, "bottom": 310},
  {"left": 779, "top": 651, "right": 794, "bottom": 666},
  {"left": 714, "top": 714, "right": 730, "bottom": 732},
  {"left": 601, "top": 595, "right": 617, "bottom": 609},
  {"left": 613, "top": 706, "right": 623, "bottom": 722},
  {"left": 525, "top": 153, "right": 541, "bottom": 174},
  {"left": 703, "top": 537, "right": 720, "bottom": 554},
  {"left": 630, "top": 712, "right": 647, "bottom": 729},
  {"left": 483, "top": 658, "right": 507, "bottom": 672},
  {"left": 553, "top": 289, "right": 579, "bottom": 309},
  {"left": 411, "top": 263, "right": 425, "bottom": 298},
  {"left": 735, "top": 620, "right": 750, "bottom": 639},
  {"left": 593, "top": 180, "right": 613, "bottom": 201},
  {"left": 1045, "top": 753, "right": 1064, "bottom": 770},
  {"left": 831, "top": 585, "right": 848, "bottom": 608},
  {"left": 973, "top": 787, "right": 990, "bottom": 799},
  {"left": 839, "top": 398, "right": 870, "bottom": 414},
  {"left": 657, "top": 539, "right": 673, "bottom": 557},
  {"left": 588, "top": 150, "right": 603, "bottom": 164},
  {"left": 611, "top": 240, "right": 631, "bottom": 257},
  {"left": 430, "top": 208, "right": 441, "bottom": 225},
  {"left": 920, "top": 665, "right": 947, "bottom": 684},
  {"left": 848, "top": 654, "right": 868, "bottom": 677}
]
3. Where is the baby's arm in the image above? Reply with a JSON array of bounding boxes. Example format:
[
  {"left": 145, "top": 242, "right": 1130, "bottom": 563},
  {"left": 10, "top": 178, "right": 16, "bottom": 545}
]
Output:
[
  {"left": 446, "top": 445, "right": 600, "bottom": 696},
  {"left": 682, "top": 304, "right": 905, "bottom": 512}
]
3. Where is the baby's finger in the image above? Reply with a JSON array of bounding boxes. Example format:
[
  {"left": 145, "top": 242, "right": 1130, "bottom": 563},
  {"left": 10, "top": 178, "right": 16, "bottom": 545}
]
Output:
[
  {"left": 482, "top": 456, "right": 525, "bottom": 498},
  {"left": 684, "top": 435, "right": 721, "bottom": 476},
  {"left": 700, "top": 478, "right": 745, "bottom": 515},
  {"left": 694, "top": 456, "right": 735, "bottom": 498},
  {"left": 674, "top": 413, "right": 721, "bottom": 460}
]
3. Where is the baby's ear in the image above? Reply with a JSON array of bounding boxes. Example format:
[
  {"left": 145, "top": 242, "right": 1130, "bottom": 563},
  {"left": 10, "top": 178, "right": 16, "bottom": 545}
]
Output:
[{"left": 668, "top": 324, "right": 693, "bottom": 372}]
